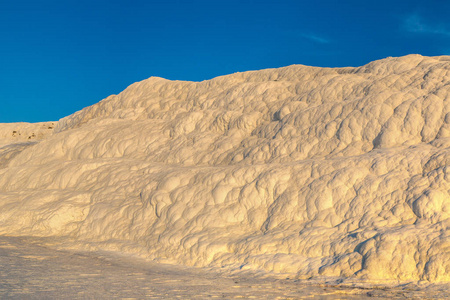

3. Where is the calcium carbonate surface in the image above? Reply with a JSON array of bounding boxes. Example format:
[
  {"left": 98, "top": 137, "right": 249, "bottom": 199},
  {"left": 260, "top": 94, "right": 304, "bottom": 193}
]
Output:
[{"left": 0, "top": 55, "right": 449, "bottom": 283}]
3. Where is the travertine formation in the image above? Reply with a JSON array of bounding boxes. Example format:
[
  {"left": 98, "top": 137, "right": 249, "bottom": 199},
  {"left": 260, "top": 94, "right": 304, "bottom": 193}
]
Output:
[
  {"left": 0, "top": 122, "right": 55, "bottom": 147},
  {"left": 0, "top": 55, "right": 449, "bottom": 282}
]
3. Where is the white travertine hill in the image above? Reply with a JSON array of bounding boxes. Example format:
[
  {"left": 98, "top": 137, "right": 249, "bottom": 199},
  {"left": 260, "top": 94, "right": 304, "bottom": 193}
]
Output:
[
  {"left": 0, "top": 122, "right": 56, "bottom": 147},
  {"left": 0, "top": 54, "right": 449, "bottom": 283}
]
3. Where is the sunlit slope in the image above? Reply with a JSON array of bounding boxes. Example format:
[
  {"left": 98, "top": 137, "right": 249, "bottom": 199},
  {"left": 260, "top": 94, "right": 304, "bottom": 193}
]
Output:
[
  {"left": 0, "top": 122, "right": 56, "bottom": 147},
  {"left": 0, "top": 55, "right": 449, "bottom": 282}
]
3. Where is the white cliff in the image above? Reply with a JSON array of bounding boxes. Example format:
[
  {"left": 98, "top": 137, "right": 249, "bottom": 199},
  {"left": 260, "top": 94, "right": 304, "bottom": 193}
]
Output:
[{"left": 0, "top": 54, "right": 449, "bottom": 283}]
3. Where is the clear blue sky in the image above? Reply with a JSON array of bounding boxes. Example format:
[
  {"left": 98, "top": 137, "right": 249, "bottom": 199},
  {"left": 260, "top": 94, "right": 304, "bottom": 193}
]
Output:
[{"left": 1, "top": 0, "right": 449, "bottom": 122}]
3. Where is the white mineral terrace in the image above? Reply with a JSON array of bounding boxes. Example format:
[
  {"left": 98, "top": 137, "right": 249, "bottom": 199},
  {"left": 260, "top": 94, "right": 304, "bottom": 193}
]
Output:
[{"left": 0, "top": 55, "right": 449, "bottom": 297}]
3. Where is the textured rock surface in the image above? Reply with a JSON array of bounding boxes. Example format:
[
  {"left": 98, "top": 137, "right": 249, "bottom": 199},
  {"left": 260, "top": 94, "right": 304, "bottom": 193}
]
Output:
[
  {"left": 0, "top": 55, "right": 449, "bottom": 283},
  {"left": 0, "top": 122, "right": 55, "bottom": 146}
]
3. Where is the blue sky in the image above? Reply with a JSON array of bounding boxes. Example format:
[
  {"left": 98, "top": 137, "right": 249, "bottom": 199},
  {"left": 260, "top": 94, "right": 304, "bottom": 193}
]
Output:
[{"left": 1, "top": 0, "right": 450, "bottom": 122}]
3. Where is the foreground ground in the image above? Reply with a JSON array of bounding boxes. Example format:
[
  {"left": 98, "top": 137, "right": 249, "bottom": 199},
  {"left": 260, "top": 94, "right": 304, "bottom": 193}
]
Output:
[{"left": 0, "top": 236, "right": 447, "bottom": 299}]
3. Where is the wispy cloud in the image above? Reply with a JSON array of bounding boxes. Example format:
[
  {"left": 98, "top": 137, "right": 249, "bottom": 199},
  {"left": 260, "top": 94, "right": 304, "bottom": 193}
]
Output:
[
  {"left": 282, "top": 30, "right": 330, "bottom": 45},
  {"left": 299, "top": 32, "right": 330, "bottom": 44},
  {"left": 402, "top": 14, "right": 450, "bottom": 37}
]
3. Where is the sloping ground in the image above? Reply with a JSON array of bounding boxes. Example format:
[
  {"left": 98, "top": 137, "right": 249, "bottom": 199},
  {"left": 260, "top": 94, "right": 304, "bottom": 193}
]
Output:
[
  {"left": 0, "top": 122, "right": 56, "bottom": 147},
  {"left": 0, "top": 55, "right": 449, "bottom": 283},
  {"left": 1, "top": 236, "right": 447, "bottom": 299}
]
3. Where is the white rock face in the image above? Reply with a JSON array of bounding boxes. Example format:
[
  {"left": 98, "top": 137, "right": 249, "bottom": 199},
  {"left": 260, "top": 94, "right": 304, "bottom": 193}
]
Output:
[
  {"left": 0, "top": 122, "right": 56, "bottom": 147},
  {"left": 0, "top": 54, "right": 449, "bottom": 282}
]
